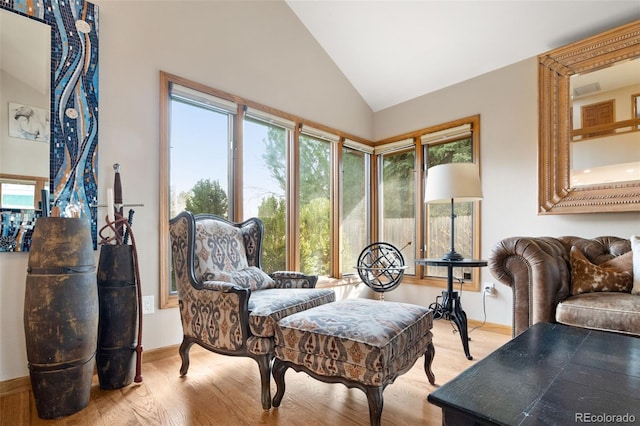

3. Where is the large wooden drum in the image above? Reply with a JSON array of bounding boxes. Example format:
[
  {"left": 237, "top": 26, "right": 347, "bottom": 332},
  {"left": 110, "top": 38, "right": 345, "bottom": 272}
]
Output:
[
  {"left": 96, "top": 244, "right": 137, "bottom": 389},
  {"left": 24, "top": 217, "right": 97, "bottom": 419}
]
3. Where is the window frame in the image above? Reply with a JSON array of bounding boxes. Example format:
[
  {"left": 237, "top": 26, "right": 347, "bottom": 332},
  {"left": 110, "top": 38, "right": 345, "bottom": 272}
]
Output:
[
  {"left": 421, "top": 117, "right": 482, "bottom": 291},
  {"left": 160, "top": 73, "right": 481, "bottom": 309},
  {"left": 298, "top": 127, "right": 337, "bottom": 276},
  {"left": 160, "top": 72, "right": 245, "bottom": 308},
  {"left": 373, "top": 116, "right": 482, "bottom": 292},
  {"left": 241, "top": 114, "right": 292, "bottom": 272},
  {"left": 339, "top": 142, "right": 372, "bottom": 278},
  {"left": 159, "top": 72, "right": 374, "bottom": 308},
  {"left": 375, "top": 143, "right": 417, "bottom": 275}
]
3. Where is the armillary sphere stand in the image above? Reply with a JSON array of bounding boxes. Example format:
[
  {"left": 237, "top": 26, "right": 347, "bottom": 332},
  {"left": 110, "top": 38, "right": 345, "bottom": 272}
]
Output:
[{"left": 356, "top": 242, "right": 408, "bottom": 300}]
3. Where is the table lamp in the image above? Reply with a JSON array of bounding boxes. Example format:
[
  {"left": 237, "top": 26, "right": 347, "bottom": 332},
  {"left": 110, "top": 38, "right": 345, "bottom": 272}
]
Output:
[{"left": 424, "top": 163, "right": 482, "bottom": 260}]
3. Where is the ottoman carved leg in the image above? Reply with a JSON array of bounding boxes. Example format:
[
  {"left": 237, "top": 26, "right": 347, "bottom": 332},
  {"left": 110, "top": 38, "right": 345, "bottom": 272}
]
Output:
[
  {"left": 365, "top": 386, "right": 384, "bottom": 426},
  {"left": 273, "top": 357, "right": 388, "bottom": 426},
  {"left": 424, "top": 342, "right": 436, "bottom": 384}
]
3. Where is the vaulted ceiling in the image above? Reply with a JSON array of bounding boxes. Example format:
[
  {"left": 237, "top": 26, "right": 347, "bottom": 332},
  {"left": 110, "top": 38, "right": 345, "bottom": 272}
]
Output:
[{"left": 286, "top": 1, "right": 640, "bottom": 112}]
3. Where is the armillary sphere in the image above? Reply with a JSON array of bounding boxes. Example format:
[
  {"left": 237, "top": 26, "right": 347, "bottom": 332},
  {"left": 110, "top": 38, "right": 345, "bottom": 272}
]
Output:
[{"left": 356, "top": 242, "right": 407, "bottom": 297}]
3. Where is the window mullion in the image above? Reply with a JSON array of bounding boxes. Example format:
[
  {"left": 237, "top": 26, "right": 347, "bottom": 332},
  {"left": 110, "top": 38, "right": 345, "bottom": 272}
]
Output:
[
  {"left": 287, "top": 125, "right": 300, "bottom": 271},
  {"left": 331, "top": 139, "right": 342, "bottom": 278},
  {"left": 232, "top": 104, "right": 244, "bottom": 221}
]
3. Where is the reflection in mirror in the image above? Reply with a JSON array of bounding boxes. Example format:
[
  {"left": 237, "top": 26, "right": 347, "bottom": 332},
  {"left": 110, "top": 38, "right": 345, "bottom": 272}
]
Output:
[
  {"left": 0, "top": 174, "right": 48, "bottom": 251},
  {"left": 570, "top": 58, "right": 640, "bottom": 187},
  {"left": 0, "top": 10, "right": 50, "bottom": 252}
]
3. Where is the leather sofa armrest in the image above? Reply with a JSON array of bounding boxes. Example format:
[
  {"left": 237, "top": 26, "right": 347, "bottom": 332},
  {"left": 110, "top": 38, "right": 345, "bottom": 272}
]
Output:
[
  {"left": 488, "top": 236, "right": 571, "bottom": 336},
  {"left": 269, "top": 271, "right": 319, "bottom": 288}
]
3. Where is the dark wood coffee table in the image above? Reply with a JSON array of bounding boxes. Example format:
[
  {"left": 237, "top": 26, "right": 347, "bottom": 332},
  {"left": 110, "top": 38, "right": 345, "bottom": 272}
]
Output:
[{"left": 428, "top": 322, "right": 640, "bottom": 425}]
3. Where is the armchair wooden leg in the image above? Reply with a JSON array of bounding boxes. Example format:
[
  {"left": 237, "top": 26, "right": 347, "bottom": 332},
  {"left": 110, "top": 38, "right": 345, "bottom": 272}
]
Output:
[
  {"left": 424, "top": 341, "right": 436, "bottom": 384},
  {"left": 179, "top": 337, "right": 195, "bottom": 376},
  {"left": 271, "top": 358, "right": 288, "bottom": 407},
  {"left": 254, "top": 353, "right": 273, "bottom": 410}
]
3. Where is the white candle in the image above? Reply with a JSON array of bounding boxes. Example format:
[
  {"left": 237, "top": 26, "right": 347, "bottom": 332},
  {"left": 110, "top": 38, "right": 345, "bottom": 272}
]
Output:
[{"left": 107, "top": 188, "right": 114, "bottom": 222}]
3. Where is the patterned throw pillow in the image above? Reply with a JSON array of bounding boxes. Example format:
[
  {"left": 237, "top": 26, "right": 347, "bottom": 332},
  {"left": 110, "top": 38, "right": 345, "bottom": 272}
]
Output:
[
  {"left": 194, "top": 219, "right": 249, "bottom": 281},
  {"left": 194, "top": 219, "right": 276, "bottom": 291},
  {"left": 208, "top": 266, "right": 276, "bottom": 291},
  {"left": 570, "top": 247, "right": 633, "bottom": 295}
]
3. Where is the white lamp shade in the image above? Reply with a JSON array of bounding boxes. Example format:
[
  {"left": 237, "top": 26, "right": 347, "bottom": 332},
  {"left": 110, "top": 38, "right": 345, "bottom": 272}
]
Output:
[{"left": 424, "top": 163, "right": 483, "bottom": 203}]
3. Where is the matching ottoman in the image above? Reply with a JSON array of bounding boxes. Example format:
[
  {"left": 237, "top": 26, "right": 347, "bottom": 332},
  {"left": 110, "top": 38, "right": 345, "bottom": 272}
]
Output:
[{"left": 272, "top": 298, "right": 435, "bottom": 426}]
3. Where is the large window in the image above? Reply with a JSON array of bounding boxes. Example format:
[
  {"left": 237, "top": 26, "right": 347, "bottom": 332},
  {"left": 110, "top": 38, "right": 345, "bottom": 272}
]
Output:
[
  {"left": 420, "top": 120, "right": 481, "bottom": 289},
  {"left": 159, "top": 73, "right": 481, "bottom": 308},
  {"left": 163, "top": 83, "right": 235, "bottom": 298},
  {"left": 377, "top": 142, "right": 416, "bottom": 274},
  {"left": 169, "top": 89, "right": 233, "bottom": 220},
  {"left": 341, "top": 143, "right": 371, "bottom": 276},
  {"left": 371, "top": 117, "right": 481, "bottom": 291},
  {"left": 243, "top": 115, "right": 290, "bottom": 272},
  {"left": 299, "top": 131, "right": 333, "bottom": 276},
  {"left": 160, "top": 72, "right": 373, "bottom": 308}
]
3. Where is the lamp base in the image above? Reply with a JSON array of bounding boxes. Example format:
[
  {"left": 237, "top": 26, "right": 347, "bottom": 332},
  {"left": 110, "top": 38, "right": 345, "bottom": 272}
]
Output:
[{"left": 442, "top": 250, "right": 464, "bottom": 261}]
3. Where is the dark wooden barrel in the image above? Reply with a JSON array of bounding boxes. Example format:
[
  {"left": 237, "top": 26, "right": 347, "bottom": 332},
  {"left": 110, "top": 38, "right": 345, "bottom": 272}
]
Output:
[
  {"left": 24, "top": 217, "right": 97, "bottom": 419},
  {"left": 96, "top": 244, "right": 137, "bottom": 389}
]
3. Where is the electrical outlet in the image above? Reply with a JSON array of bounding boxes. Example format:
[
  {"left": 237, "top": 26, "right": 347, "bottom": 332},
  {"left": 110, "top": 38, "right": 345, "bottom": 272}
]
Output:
[
  {"left": 483, "top": 283, "right": 496, "bottom": 296},
  {"left": 142, "top": 295, "right": 155, "bottom": 314}
]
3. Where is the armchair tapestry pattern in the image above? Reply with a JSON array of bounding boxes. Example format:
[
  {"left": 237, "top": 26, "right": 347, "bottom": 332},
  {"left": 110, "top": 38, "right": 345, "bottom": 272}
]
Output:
[{"left": 169, "top": 211, "right": 335, "bottom": 409}]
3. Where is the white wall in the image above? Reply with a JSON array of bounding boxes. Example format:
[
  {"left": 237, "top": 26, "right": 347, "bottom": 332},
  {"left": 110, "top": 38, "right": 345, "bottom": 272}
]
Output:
[{"left": 374, "top": 57, "right": 640, "bottom": 327}]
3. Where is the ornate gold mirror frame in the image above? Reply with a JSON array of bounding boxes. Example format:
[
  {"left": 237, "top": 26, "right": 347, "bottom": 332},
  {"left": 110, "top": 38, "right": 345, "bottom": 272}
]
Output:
[{"left": 538, "top": 20, "right": 640, "bottom": 214}]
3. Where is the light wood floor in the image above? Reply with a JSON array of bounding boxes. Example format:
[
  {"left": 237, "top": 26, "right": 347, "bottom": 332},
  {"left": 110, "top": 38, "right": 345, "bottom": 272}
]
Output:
[{"left": 0, "top": 320, "right": 510, "bottom": 425}]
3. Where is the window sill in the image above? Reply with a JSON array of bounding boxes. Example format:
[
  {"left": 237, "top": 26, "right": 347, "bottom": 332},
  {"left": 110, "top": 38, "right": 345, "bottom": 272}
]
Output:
[{"left": 316, "top": 274, "right": 363, "bottom": 288}]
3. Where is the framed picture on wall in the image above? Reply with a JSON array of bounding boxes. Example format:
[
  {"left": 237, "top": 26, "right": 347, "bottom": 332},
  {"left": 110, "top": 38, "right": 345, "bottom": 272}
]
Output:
[{"left": 8, "top": 102, "right": 50, "bottom": 142}]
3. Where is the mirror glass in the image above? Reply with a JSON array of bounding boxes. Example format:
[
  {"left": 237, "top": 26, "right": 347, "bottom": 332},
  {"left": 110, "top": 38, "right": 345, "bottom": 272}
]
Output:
[
  {"left": 1, "top": 10, "right": 50, "bottom": 176},
  {"left": 570, "top": 58, "right": 640, "bottom": 187},
  {"left": 0, "top": 10, "right": 50, "bottom": 252}
]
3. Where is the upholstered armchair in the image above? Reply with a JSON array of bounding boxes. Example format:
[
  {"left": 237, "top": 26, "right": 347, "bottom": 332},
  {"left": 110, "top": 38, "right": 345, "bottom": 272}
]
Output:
[{"left": 168, "top": 211, "right": 335, "bottom": 409}]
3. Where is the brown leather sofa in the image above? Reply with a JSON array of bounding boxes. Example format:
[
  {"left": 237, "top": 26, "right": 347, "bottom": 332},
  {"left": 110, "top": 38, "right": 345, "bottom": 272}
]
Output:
[{"left": 488, "top": 236, "right": 639, "bottom": 337}]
